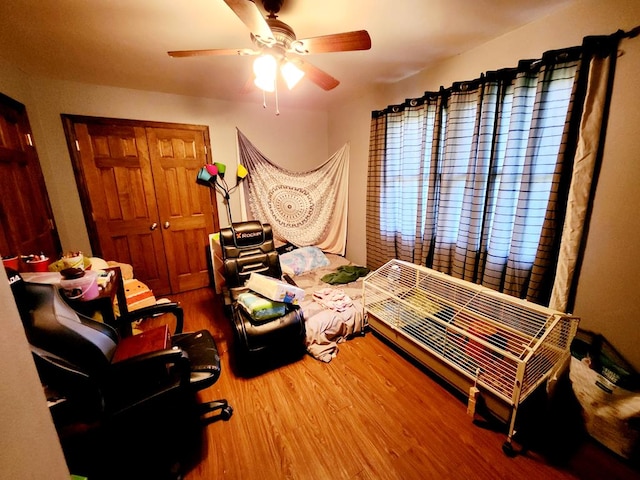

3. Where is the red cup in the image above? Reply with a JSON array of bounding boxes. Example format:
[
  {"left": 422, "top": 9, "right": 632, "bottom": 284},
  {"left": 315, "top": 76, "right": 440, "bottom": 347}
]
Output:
[
  {"left": 2, "top": 256, "right": 19, "bottom": 271},
  {"left": 25, "top": 257, "right": 50, "bottom": 272}
]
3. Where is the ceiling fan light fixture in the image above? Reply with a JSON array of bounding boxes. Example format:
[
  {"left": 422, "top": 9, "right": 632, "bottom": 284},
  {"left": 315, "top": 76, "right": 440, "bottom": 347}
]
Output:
[
  {"left": 281, "top": 60, "right": 305, "bottom": 90},
  {"left": 171, "top": 0, "right": 373, "bottom": 101},
  {"left": 253, "top": 54, "right": 277, "bottom": 92},
  {"left": 254, "top": 75, "right": 276, "bottom": 92}
]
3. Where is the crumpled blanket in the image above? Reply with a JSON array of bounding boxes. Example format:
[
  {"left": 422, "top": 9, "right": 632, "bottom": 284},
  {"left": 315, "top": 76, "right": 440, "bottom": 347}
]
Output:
[
  {"left": 302, "top": 288, "right": 365, "bottom": 362},
  {"left": 312, "top": 287, "right": 353, "bottom": 312},
  {"left": 321, "top": 265, "right": 370, "bottom": 285}
]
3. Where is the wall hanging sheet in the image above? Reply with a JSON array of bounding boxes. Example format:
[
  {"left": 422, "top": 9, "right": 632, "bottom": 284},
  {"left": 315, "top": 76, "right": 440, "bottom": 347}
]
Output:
[{"left": 236, "top": 129, "right": 349, "bottom": 255}]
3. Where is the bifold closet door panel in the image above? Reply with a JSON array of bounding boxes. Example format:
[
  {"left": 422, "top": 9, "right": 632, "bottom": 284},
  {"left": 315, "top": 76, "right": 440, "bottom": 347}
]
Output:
[
  {"left": 65, "top": 115, "right": 219, "bottom": 295},
  {"left": 72, "top": 122, "right": 171, "bottom": 294},
  {"left": 147, "top": 127, "right": 216, "bottom": 293}
]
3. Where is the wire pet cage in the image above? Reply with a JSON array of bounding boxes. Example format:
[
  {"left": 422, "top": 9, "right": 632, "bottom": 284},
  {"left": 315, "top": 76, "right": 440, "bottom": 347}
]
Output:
[{"left": 363, "top": 259, "right": 579, "bottom": 455}]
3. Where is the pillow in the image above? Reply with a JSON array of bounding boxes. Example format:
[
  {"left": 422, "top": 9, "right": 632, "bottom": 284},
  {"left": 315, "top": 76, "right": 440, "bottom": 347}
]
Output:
[{"left": 279, "top": 246, "right": 330, "bottom": 276}]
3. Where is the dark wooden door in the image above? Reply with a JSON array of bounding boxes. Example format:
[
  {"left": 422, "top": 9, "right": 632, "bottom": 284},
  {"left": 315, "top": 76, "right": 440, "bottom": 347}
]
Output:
[
  {"left": 147, "top": 127, "right": 216, "bottom": 293},
  {"left": 63, "top": 116, "right": 218, "bottom": 295},
  {"left": 0, "top": 93, "right": 60, "bottom": 262}
]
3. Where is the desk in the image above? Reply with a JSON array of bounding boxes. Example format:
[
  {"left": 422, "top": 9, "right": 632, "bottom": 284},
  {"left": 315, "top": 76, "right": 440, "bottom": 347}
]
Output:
[{"left": 63, "top": 267, "right": 130, "bottom": 336}]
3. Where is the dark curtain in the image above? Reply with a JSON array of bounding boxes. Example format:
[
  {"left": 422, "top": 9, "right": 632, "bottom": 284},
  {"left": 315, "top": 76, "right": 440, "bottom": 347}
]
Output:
[{"left": 367, "top": 31, "right": 627, "bottom": 307}]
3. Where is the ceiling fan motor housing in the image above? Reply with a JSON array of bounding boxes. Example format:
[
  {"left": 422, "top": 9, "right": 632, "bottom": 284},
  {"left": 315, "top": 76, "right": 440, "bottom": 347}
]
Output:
[
  {"left": 261, "top": 0, "right": 284, "bottom": 14},
  {"left": 251, "top": 16, "right": 297, "bottom": 56},
  {"left": 268, "top": 17, "right": 296, "bottom": 46}
]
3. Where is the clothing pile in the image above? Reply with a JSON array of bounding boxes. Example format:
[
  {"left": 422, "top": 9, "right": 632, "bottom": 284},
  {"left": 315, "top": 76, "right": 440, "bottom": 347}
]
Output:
[{"left": 302, "top": 287, "right": 365, "bottom": 363}]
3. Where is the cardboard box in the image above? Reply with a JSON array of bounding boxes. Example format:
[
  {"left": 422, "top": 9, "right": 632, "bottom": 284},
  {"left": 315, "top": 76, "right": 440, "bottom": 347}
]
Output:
[{"left": 246, "top": 272, "right": 305, "bottom": 304}]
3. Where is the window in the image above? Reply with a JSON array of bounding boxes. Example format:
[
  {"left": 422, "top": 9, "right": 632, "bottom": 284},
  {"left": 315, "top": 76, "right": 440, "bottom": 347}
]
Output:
[{"left": 367, "top": 34, "right": 622, "bottom": 307}]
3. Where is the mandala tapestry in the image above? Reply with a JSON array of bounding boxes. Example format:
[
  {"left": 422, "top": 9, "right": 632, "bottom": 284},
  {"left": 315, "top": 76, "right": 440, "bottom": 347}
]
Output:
[{"left": 236, "top": 129, "right": 349, "bottom": 255}]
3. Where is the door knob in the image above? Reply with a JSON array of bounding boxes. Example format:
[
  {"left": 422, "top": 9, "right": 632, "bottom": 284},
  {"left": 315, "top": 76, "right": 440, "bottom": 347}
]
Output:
[
  {"left": 150, "top": 222, "right": 158, "bottom": 231},
  {"left": 163, "top": 221, "right": 170, "bottom": 229}
]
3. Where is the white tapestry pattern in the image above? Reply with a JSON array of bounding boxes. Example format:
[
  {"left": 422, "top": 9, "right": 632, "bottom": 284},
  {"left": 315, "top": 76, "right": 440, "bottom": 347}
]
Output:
[{"left": 236, "top": 129, "right": 349, "bottom": 255}]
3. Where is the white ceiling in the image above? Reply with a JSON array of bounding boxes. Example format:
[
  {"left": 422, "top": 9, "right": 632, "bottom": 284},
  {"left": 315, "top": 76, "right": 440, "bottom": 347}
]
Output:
[{"left": 0, "top": 0, "right": 574, "bottom": 111}]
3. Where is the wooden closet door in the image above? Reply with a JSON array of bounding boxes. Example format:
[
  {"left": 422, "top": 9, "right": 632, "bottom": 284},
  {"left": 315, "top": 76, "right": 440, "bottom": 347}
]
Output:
[
  {"left": 146, "top": 127, "right": 216, "bottom": 293},
  {"left": 0, "top": 93, "right": 60, "bottom": 262},
  {"left": 64, "top": 116, "right": 218, "bottom": 295},
  {"left": 72, "top": 122, "right": 171, "bottom": 294}
]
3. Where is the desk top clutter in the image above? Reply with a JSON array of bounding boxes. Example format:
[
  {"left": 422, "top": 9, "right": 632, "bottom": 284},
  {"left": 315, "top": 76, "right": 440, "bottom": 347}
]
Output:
[
  {"left": 2, "top": 253, "right": 51, "bottom": 272},
  {"left": 59, "top": 268, "right": 100, "bottom": 301},
  {"left": 20, "top": 252, "right": 113, "bottom": 300},
  {"left": 17, "top": 251, "right": 157, "bottom": 321}
]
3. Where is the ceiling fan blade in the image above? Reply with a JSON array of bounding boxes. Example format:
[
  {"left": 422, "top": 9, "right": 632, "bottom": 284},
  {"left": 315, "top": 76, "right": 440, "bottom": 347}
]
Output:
[
  {"left": 291, "top": 30, "right": 371, "bottom": 55},
  {"left": 297, "top": 60, "right": 340, "bottom": 91},
  {"left": 168, "top": 48, "right": 258, "bottom": 58},
  {"left": 223, "top": 0, "right": 275, "bottom": 45}
]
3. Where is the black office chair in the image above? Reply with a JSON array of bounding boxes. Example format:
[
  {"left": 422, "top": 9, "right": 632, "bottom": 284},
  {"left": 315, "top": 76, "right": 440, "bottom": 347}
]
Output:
[
  {"left": 9, "top": 270, "right": 232, "bottom": 479},
  {"left": 219, "top": 221, "right": 306, "bottom": 373}
]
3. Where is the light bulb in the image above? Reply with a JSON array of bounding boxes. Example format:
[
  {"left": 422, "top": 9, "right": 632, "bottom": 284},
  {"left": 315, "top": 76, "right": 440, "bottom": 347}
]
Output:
[
  {"left": 253, "top": 54, "right": 277, "bottom": 92},
  {"left": 281, "top": 60, "right": 305, "bottom": 90}
]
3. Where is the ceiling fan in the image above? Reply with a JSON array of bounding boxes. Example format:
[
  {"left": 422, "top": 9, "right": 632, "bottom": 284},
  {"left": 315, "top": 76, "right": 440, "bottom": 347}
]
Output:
[{"left": 167, "top": 0, "right": 372, "bottom": 92}]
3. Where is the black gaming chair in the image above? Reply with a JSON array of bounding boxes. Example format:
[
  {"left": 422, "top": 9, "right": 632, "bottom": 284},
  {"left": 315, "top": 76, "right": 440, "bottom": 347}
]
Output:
[
  {"left": 218, "top": 221, "right": 283, "bottom": 304},
  {"left": 9, "top": 271, "right": 231, "bottom": 479},
  {"left": 219, "top": 221, "right": 306, "bottom": 372}
]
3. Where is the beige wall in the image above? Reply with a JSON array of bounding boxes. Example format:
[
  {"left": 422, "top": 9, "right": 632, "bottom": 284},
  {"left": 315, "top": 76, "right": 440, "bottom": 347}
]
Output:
[
  {"left": 23, "top": 76, "right": 329, "bottom": 255},
  {"left": 0, "top": 61, "right": 70, "bottom": 480},
  {"left": 331, "top": 0, "right": 640, "bottom": 368},
  {"left": 0, "top": 265, "right": 70, "bottom": 478},
  {"left": 327, "top": 89, "right": 380, "bottom": 263}
]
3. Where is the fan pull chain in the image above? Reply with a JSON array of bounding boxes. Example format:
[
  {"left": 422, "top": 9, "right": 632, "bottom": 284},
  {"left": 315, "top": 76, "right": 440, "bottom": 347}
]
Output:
[{"left": 260, "top": 85, "right": 279, "bottom": 115}]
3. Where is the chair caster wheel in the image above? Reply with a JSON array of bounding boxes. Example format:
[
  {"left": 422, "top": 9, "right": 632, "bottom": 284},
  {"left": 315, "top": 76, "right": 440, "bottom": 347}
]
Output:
[
  {"left": 221, "top": 405, "right": 233, "bottom": 421},
  {"left": 502, "top": 440, "right": 516, "bottom": 457}
]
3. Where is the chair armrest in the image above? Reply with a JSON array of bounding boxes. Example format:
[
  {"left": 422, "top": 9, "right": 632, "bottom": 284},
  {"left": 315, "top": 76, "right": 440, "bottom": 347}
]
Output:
[
  {"left": 107, "top": 349, "right": 192, "bottom": 415},
  {"left": 120, "top": 302, "right": 184, "bottom": 334},
  {"left": 110, "top": 348, "right": 189, "bottom": 379}
]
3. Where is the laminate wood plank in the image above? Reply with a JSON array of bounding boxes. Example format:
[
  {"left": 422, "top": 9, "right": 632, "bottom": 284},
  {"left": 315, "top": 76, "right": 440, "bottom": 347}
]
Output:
[{"left": 151, "top": 287, "right": 640, "bottom": 480}]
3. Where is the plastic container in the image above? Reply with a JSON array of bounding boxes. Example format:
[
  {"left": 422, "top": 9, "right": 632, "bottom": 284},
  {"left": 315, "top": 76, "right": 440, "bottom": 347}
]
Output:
[
  {"left": 2, "top": 255, "right": 19, "bottom": 271},
  {"left": 60, "top": 269, "right": 99, "bottom": 301},
  {"left": 24, "top": 256, "right": 50, "bottom": 272}
]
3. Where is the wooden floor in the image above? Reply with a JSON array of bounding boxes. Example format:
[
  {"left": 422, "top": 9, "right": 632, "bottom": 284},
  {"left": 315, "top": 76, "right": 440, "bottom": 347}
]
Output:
[{"left": 170, "top": 287, "right": 639, "bottom": 480}]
